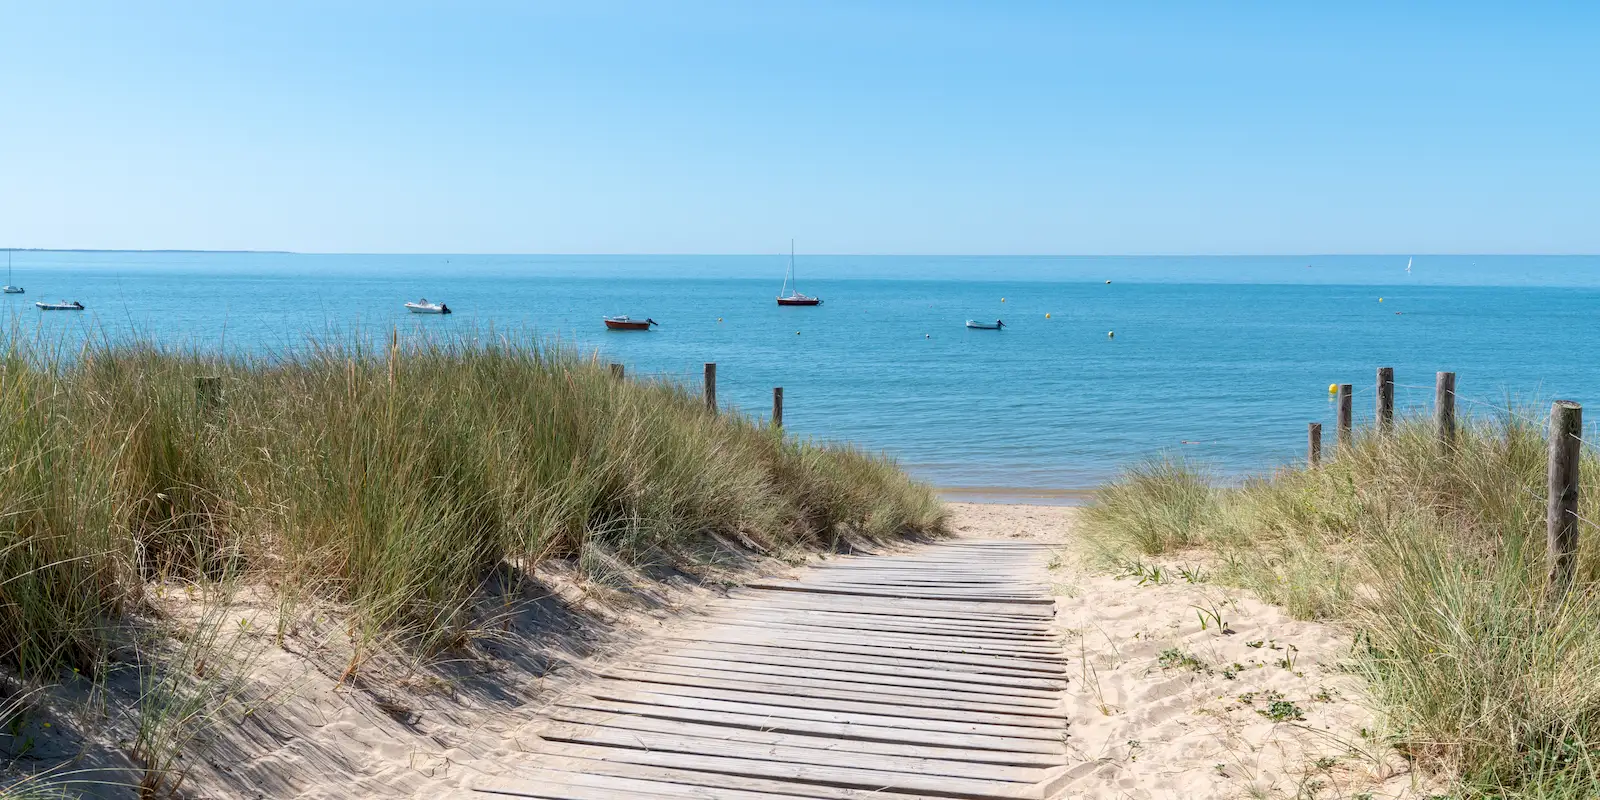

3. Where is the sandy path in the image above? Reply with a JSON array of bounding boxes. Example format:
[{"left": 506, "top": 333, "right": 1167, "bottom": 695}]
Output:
[{"left": 948, "top": 502, "right": 1431, "bottom": 800}]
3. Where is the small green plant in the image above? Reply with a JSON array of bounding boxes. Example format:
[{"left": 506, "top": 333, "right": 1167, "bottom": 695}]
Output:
[
  {"left": 1245, "top": 640, "right": 1264, "bottom": 648},
  {"left": 1278, "top": 644, "right": 1298, "bottom": 671},
  {"left": 1115, "top": 559, "right": 1169, "bottom": 585},
  {"left": 1177, "top": 564, "right": 1210, "bottom": 583},
  {"left": 1312, "top": 756, "right": 1339, "bottom": 770},
  {"left": 1156, "top": 648, "right": 1207, "bottom": 673},
  {"left": 1192, "top": 600, "right": 1230, "bottom": 633},
  {"left": 1221, "top": 662, "right": 1245, "bottom": 680},
  {"left": 1259, "top": 699, "right": 1306, "bottom": 722}
]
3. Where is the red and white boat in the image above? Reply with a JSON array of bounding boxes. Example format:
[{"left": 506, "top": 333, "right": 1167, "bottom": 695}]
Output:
[
  {"left": 776, "top": 241, "right": 822, "bottom": 306},
  {"left": 604, "top": 316, "right": 657, "bottom": 331}
]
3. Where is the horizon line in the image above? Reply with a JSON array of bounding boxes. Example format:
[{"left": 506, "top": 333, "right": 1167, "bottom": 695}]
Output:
[{"left": 6, "top": 248, "right": 1599, "bottom": 258}]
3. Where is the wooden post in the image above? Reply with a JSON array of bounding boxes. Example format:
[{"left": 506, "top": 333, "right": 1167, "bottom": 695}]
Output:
[
  {"left": 1547, "top": 400, "right": 1582, "bottom": 603},
  {"left": 1307, "top": 422, "right": 1321, "bottom": 467},
  {"left": 195, "top": 376, "right": 221, "bottom": 414},
  {"left": 1337, "top": 384, "right": 1353, "bottom": 449},
  {"left": 1376, "top": 367, "right": 1395, "bottom": 434},
  {"left": 1435, "top": 371, "right": 1456, "bottom": 452},
  {"left": 703, "top": 363, "right": 717, "bottom": 412},
  {"left": 772, "top": 387, "right": 784, "bottom": 428},
  {"left": 610, "top": 363, "right": 624, "bottom": 379}
]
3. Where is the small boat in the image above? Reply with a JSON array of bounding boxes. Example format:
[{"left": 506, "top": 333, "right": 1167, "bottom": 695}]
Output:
[
  {"left": 36, "top": 300, "right": 84, "bottom": 311},
  {"left": 3, "top": 250, "right": 21, "bottom": 294},
  {"left": 404, "top": 298, "right": 451, "bottom": 314},
  {"left": 604, "top": 316, "right": 657, "bottom": 331},
  {"left": 966, "top": 319, "right": 1005, "bottom": 330},
  {"left": 776, "top": 240, "right": 822, "bottom": 306}
]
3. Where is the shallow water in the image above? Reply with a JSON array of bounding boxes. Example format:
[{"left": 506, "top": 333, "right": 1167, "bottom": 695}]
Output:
[{"left": 6, "top": 251, "right": 1599, "bottom": 489}]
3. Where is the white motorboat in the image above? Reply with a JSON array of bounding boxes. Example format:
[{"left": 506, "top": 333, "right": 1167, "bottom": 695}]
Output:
[
  {"left": 405, "top": 298, "right": 452, "bottom": 314},
  {"left": 965, "top": 319, "right": 1005, "bottom": 330},
  {"left": 36, "top": 300, "right": 84, "bottom": 311}
]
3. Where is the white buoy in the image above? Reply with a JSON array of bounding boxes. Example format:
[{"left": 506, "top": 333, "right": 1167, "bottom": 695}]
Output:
[{"left": 1107, "top": 330, "right": 1115, "bottom": 338}]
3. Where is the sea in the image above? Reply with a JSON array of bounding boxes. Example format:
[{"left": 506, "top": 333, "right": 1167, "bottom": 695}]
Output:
[{"left": 5, "top": 251, "right": 1600, "bottom": 499}]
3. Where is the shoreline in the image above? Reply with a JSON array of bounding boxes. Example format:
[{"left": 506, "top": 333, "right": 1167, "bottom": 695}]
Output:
[{"left": 938, "top": 485, "right": 1096, "bottom": 506}]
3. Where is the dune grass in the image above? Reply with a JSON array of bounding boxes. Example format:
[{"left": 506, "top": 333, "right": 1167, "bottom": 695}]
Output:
[
  {"left": 1082, "top": 412, "right": 1600, "bottom": 797},
  {"left": 0, "top": 329, "right": 943, "bottom": 684}
]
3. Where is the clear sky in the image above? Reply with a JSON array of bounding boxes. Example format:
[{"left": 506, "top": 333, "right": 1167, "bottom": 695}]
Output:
[{"left": 2, "top": 1, "right": 1596, "bottom": 255}]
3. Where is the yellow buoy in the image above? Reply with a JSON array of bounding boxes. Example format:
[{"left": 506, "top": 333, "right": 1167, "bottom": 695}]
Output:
[
  {"left": 1045, "top": 312, "right": 1051, "bottom": 319},
  {"left": 1328, "top": 383, "right": 1338, "bottom": 394},
  {"left": 1378, "top": 297, "right": 1384, "bottom": 303},
  {"left": 1001, "top": 297, "right": 1006, "bottom": 303}
]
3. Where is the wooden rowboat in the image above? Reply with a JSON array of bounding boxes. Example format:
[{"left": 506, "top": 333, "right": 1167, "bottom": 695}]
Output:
[{"left": 604, "top": 316, "right": 657, "bottom": 331}]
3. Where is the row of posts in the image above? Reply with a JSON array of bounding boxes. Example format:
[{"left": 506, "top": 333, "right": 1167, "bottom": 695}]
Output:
[
  {"left": 1308, "top": 367, "right": 1583, "bottom": 603},
  {"left": 609, "top": 361, "right": 784, "bottom": 427}
]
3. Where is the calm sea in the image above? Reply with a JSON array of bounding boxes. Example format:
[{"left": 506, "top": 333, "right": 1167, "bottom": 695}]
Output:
[{"left": 5, "top": 251, "right": 1600, "bottom": 495}]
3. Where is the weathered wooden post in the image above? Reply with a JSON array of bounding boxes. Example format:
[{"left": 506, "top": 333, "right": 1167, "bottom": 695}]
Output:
[
  {"left": 772, "top": 387, "right": 784, "bottom": 428},
  {"left": 1435, "top": 371, "right": 1456, "bottom": 452},
  {"left": 1308, "top": 422, "right": 1322, "bottom": 467},
  {"left": 1337, "top": 384, "right": 1353, "bottom": 449},
  {"left": 1377, "top": 367, "right": 1395, "bottom": 434},
  {"left": 704, "top": 362, "right": 717, "bottom": 412},
  {"left": 610, "top": 363, "right": 624, "bottom": 379},
  {"left": 195, "top": 376, "right": 221, "bottom": 414},
  {"left": 1547, "top": 400, "right": 1582, "bottom": 603}
]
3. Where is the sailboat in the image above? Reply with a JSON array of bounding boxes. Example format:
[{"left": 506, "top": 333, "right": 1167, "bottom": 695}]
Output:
[
  {"left": 776, "top": 241, "right": 822, "bottom": 306},
  {"left": 1405, "top": 256, "right": 1412, "bottom": 274},
  {"left": 3, "top": 250, "right": 22, "bottom": 294}
]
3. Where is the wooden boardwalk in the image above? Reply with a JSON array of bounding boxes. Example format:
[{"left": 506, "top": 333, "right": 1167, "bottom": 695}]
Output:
[{"left": 476, "top": 540, "right": 1069, "bottom": 800}]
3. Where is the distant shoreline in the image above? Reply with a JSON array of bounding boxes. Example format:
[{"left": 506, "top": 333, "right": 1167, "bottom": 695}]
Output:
[{"left": 938, "top": 486, "right": 1096, "bottom": 506}]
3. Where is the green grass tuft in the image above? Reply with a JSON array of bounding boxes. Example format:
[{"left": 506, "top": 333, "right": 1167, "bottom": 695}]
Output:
[
  {"left": 1082, "top": 412, "right": 1600, "bottom": 797},
  {"left": 0, "top": 328, "right": 943, "bottom": 679}
]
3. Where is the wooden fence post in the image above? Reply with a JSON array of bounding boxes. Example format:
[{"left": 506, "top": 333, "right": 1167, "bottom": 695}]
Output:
[
  {"left": 1435, "top": 371, "right": 1456, "bottom": 452},
  {"left": 773, "top": 387, "right": 783, "bottom": 428},
  {"left": 1308, "top": 422, "right": 1322, "bottom": 467},
  {"left": 1547, "top": 400, "right": 1582, "bottom": 603},
  {"left": 704, "top": 363, "right": 717, "bottom": 412},
  {"left": 1337, "top": 384, "right": 1353, "bottom": 449},
  {"left": 1377, "top": 367, "right": 1395, "bottom": 433},
  {"left": 610, "top": 363, "right": 624, "bottom": 379}
]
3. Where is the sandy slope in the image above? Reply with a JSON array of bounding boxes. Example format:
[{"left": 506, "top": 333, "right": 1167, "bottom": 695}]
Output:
[{"left": 948, "top": 502, "right": 1435, "bottom": 800}]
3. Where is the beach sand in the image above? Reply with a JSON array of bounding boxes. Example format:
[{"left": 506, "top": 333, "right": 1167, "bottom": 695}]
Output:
[
  {"left": 10, "top": 504, "right": 1438, "bottom": 798},
  {"left": 948, "top": 502, "right": 1435, "bottom": 799}
]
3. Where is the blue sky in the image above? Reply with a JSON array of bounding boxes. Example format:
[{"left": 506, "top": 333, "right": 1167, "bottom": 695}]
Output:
[{"left": 1, "top": 1, "right": 1595, "bottom": 254}]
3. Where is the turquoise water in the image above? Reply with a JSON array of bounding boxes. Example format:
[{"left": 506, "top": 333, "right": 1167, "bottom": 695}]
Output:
[{"left": 5, "top": 251, "right": 1600, "bottom": 491}]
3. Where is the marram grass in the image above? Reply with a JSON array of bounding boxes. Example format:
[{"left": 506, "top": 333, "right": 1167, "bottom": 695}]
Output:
[
  {"left": 1082, "top": 414, "right": 1600, "bottom": 797},
  {"left": 0, "top": 330, "right": 943, "bottom": 679}
]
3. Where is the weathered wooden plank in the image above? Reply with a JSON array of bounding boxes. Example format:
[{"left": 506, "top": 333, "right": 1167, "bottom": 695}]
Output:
[
  {"left": 554, "top": 696, "right": 1068, "bottom": 755},
  {"left": 626, "top": 654, "right": 1063, "bottom": 701},
  {"left": 671, "top": 631, "right": 1067, "bottom": 673},
  {"left": 655, "top": 646, "right": 1068, "bottom": 692},
  {"left": 602, "top": 663, "right": 1065, "bottom": 712},
  {"left": 660, "top": 636, "right": 1066, "bottom": 679},
  {"left": 484, "top": 754, "right": 957, "bottom": 799},
  {"left": 706, "top": 617, "right": 1066, "bottom": 657},
  {"left": 546, "top": 706, "right": 1066, "bottom": 766},
  {"left": 523, "top": 738, "right": 1050, "bottom": 799},
  {"left": 538, "top": 720, "right": 1056, "bottom": 783},
  {"left": 588, "top": 676, "right": 1066, "bottom": 729},
  {"left": 731, "top": 590, "right": 1055, "bottom": 619},
  {"left": 600, "top": 667, "right": 1069, "bottom": 720}
]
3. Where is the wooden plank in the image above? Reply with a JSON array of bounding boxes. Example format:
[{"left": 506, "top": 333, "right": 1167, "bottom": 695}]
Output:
[
  {"left": 707, "top": 608, "right": 1060, "bottom": 640},
  {"left": 631, "top": 653, "right": 1064, "bottom": 700},
  {"left": 698, "top": 620, "right": 1066, "bottom": 661},
  {"left": 484, "top": 754, "right": 957, "bottom": 799},
  {"left": 601, "top": 663, "right": 1065, "bottom": 712},
  {"left": 523, "top": 738, "right": 1050, "bottom": 800},
  {"left": 537, "top": 721, "right": 1056, "bottom": 783},
  {"left": 716, "top": 596, "right": 1056, "bottom": 625},
  {"left": 554, "top": 696, "right": 1068, "bottom": 756},
  {"left": 731, "top": 590, "right": 1055, "bottom": 619},
  {"left": 600, "top": 667, "right": 1069, "bottom": 721},
  {"left": 660, "top": 636, "right": 1066, "bottom": 679},
  {"left": 588, "top": 676, "right": 1067, "bottom": 729},
  {"left": 546, "top": 706, "right": 1065, "bottom": 766},
  {"left": 577, "top": 687, "right": 1066, "bottom": 742},
  {"left": 654, "top": 646, "right": 1068, "bottom": 692},
  {"left": 672, "top": 631, "right": 1067, "bottom": 673}
]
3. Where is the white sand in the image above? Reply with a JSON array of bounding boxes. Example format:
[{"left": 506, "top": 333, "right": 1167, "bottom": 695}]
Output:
[{"left": 948, "top": 502, "right": 1436, "bottom": 799}]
